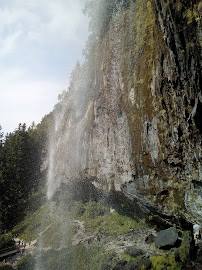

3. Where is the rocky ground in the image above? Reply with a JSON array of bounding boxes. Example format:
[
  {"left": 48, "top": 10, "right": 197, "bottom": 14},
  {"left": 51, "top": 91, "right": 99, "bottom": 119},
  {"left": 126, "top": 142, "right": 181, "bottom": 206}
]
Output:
[
  {"left": 70, "top": 219, "right": 162, "bottom": 258},
  {"left": 1, "top": 218, "right": 202, "bottom": 269}
]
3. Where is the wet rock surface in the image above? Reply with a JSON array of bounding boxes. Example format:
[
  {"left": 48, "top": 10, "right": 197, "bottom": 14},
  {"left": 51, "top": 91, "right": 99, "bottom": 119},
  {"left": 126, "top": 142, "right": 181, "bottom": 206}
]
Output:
[
  {"left": 48, "top": 0, "right": 201, "bottom": 227},
  {"left": 154, "top": 227, "right": 178, "bottom": 249}
]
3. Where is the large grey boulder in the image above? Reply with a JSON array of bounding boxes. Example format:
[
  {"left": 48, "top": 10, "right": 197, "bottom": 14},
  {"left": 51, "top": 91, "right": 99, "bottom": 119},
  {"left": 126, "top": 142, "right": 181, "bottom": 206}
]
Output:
[{"left": 154, "top": 227, "right": 178, "bottom": 249}]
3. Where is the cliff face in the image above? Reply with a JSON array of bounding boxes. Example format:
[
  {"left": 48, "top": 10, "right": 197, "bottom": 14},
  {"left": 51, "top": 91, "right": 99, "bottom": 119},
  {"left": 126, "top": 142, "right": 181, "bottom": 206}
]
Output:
[{"left": 49, "top": 0, "right": 201, "bottom": 224}]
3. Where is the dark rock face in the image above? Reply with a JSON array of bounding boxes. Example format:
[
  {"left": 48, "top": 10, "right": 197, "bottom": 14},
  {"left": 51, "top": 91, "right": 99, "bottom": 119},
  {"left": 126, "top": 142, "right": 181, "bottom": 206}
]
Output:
[
  {"left": 154, "top": 227, "right": 178, "bottom": 248},
  {"left": 125, "top": 246, "right": 144, "bottom": 257},
  {"left": 196, "top": 242, "right": 202, "bottom": 264}
]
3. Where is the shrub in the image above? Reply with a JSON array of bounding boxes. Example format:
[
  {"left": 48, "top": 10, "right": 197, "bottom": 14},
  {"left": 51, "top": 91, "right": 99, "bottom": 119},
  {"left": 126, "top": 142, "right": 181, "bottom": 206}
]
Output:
[
  {"left": 84, "top": 201, "right": 110, "bottom": 218},
  {"left": 83, "top": 209, "right": 143, "bottom": 236},
  {"left": 0, "top": 232, "right": 15, "bottom": 249},
  {"left": 179, "top": 231, "right": 190, "bottom": 263},
  {"left": 70, "top": 201, "right": 86, "bottom": 218},
  {"left": 0, "top": 265, "right": 14, "bottom": 270},
  {"left": 150, "top": 254, "right": 182, "bottom": 270}
]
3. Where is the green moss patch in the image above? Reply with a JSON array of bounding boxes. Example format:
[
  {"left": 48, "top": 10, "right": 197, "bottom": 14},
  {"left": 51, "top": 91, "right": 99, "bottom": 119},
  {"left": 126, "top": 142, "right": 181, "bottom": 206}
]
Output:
[{"left": 150, "top": 254, "right": 182, "bottom": 270}]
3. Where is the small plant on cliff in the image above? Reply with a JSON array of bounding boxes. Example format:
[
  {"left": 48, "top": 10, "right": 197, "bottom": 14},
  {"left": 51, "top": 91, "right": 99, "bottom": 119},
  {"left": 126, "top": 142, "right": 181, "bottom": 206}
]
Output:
[
  {"left": 184, "top": 5, "right": 200, "bottom": 24},
  {"left": 179, "top": 231, "right": 191, "bottom": 263}
]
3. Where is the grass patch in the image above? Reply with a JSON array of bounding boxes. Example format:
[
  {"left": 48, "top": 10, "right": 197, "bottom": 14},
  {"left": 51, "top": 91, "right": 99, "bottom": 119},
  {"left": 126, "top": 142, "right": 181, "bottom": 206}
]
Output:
[
  {"left": 11, "top": 200, "right": 78, "bottom": 249},
  {"left": 40, "top": 220, "right": 77, "bottom": 249},
  {"left": 84, "top": 211, "right": 143, "bottom": 236},
  {"left": 17, "top": 254, "right": 35, "bottom": 270},
  {"left": 16, "top": 244, "right": 115, "bottom": 270},
  {"left": 70, "top": 200, "right": 144, "bottom": 236},
  {"left": 12, "top": 202, "right": 57, "bottom": 242}
]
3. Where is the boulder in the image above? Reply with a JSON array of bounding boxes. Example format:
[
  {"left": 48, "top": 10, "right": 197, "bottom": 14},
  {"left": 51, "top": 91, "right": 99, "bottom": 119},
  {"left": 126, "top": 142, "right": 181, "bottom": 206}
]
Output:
[
  {"left": 154, "top": 227, "right": 178, "bottom": 249},
  {"left": 125, "top": 246, "right": 144, "bottom": 257}
]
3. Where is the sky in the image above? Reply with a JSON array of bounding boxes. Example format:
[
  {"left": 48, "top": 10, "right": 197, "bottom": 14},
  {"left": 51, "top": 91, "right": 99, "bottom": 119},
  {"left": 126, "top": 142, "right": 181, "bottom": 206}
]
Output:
[{"left": 0, "top": 0, "right": 89, "bottom": 134}]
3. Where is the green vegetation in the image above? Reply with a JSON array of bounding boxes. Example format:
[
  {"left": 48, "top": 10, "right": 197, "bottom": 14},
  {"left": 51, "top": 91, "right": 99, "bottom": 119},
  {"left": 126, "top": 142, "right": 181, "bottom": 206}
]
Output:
[
  {"left": 184, "top": 5, "right": 200, "bottom": 24},
  {"left": 0, "top": 232, "right": 15, "bottom": 249},
  {"left": 120, "top": 253, "right": 141, "bottom": 262},
  {"left": 8, "top": 199, "right": 120, "bottom": 270},
  {"left": 17, "top": 254, "right": 35, "bottom": 270},
  {"left": 179, "top": 231, "right": 190, "bottom": 263},
  {"left": 15, "top": 245, "right": 115, "bottom": 270},
  {"left": 12, "top": 201, "right": 55, "bottom": 242},
  {"left": 0, "top": 265, "right": 14, "bottom": 270},
  {"left": 0, "top": 116, "right": 53, "bottom": 234},
  {"left": 70, "top": 200, "right": 144, "bottom": 236},
  {"left": 83, "top": 210, "right": 143, "bottom": 236},
  {"left": 150, "top": 254, "right": 182, "bottom": 270},
  {"left": 6, "top": 196, "right": 144, "bottom": 269}
]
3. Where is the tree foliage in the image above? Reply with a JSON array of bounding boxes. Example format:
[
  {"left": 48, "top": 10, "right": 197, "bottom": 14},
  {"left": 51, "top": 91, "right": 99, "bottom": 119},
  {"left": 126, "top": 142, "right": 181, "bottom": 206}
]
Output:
[{"left": 0, "top": 115, "right": 53, "bottom": 232}]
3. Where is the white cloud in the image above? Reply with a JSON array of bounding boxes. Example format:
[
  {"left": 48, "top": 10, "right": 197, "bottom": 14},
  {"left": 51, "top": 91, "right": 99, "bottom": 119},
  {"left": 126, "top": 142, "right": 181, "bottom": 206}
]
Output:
[
  {"left": 0, "top": 0, "right": 89, "bottom": 133},
  {"left": 0, "top": 68, "right": 68, "bottom": 133},
  {"left": 0, "top": 30, "right": 22, "bottom": 57},
  {"left": 0, "top": 0, "right": 88, "bottom": 50}
]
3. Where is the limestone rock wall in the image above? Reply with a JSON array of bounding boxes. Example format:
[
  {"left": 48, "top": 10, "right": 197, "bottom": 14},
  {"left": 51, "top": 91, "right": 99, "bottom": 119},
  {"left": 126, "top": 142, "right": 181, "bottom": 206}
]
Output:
[{"left": 50, "top": 0, "right": 201, "bottom": 222}]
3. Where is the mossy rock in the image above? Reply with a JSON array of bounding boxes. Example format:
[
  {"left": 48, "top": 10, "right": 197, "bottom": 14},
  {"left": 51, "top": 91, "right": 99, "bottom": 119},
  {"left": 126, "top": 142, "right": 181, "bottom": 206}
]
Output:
[{"left": 150, "top": 254, "right": 182, "bottom": 270}]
